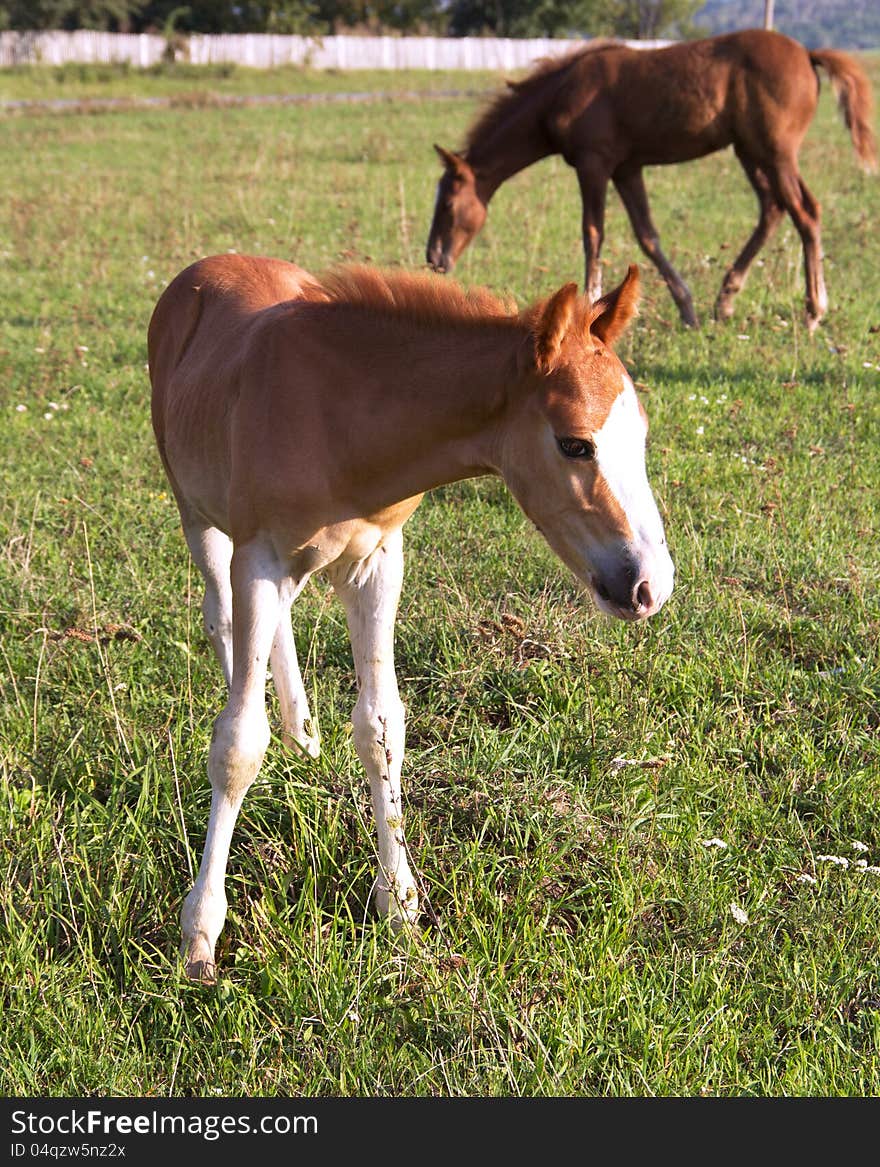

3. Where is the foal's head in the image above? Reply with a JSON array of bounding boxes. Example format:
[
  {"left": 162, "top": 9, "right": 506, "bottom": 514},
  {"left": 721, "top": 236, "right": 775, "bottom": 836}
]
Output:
[
  {"left": 504, "top": 266, "right": 674, "bottom": 621},
  {"left": 426, "top": 145, "right": 487, "bottom": 274}
]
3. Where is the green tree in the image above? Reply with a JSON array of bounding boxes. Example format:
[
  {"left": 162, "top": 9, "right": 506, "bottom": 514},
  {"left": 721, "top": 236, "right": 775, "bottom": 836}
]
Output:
[
  {"left": 604, "top": 0, "right": 701, "bottom": 38},
  {"left": 0, "top": 0, "right": 143, "bottom": 28},
  {"left": 447, "top": 0, "right": 603, "bottom": 37}
]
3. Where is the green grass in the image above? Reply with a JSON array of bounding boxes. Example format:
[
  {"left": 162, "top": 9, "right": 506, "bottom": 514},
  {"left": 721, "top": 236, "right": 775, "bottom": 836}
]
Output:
[
  {"left": 1, "top": 57, "right": 879, "bottom": 1097},
  {"left": 0, "top": 60, "right": 499, "bottom": 104}
]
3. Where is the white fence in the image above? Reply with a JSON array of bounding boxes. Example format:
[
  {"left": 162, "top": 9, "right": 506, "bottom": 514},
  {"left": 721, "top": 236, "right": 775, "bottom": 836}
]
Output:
[{"left": 0, "top": 30, "right": 671, "bottom": 71}]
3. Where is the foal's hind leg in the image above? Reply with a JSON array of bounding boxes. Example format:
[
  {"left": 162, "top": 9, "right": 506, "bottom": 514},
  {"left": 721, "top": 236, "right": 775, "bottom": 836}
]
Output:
[
  {"left": 768, "top": 162, "right": 826, "bottom": 332},
  {"left": 715, "top": 152, "right": 785, "bottom": 322},
  {"left": 270, "top": 604, "right": 320, "bottom": 758},
  {"left": 181, "top": 514, "right": 233, "bottom": 686},
  {"left": 180, "top": 536, "right": 285, "bottom": 981},
  {"left": 330, "top": 530, "right": 419, "bottom": 928},
  {"left": 613, "top": 167, "right": 698, "bottom": 327}
]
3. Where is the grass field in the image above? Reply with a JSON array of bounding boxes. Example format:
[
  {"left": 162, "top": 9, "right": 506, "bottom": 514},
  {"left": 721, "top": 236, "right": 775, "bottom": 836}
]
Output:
[{"left": 1, "top": 57, "right": 879, "bottom": 1098}]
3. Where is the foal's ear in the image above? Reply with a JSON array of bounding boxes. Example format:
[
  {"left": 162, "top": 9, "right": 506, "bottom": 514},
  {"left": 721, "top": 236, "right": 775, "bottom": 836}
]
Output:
[
  {"left": 534, "top": 282, "right": 579, "bottom": 373},
  {"left": 434, "top": 144, "right": 467, "bottom": 175},
  {"left": 588, "top": 265, "right": 640, "bottom": 348}
]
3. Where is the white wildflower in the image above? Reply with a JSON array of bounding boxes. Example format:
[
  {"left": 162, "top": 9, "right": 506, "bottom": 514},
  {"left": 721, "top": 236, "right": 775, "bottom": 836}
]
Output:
[
  {"left": 16, "top": 404, "right": 26, "bottom": 412},
  {"left": 851, "top": 841, "right": 869, "bottom": 853},
  {"left": 696, "top": 425, "right": 705, "bottom": 435},
  {"left": 43, "top": 412, "right": 54, "bottom": 421},
  {"left": 854, "top": 860, "right": 868, "bottom": 870},
  {"left": 795, "top": 874, "right": 817, "bottom": 885},
  {"left": 701, "top": 838, "right": 727, "bottom": 850},
  {"left": 730, "top": 903, "right": 749, "bottom": 925},
  {"left": 816, "top": 854, "right": 849, "bottom": 868}
]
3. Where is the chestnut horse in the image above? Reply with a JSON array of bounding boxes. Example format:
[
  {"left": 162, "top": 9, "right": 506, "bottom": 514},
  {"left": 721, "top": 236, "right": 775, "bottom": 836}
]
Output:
[
  {"left": 427, "top": 29, "right": 877, "bottom": 331},
  {"left": 149, "top": 253, "right": 674, "bottom": 981}
]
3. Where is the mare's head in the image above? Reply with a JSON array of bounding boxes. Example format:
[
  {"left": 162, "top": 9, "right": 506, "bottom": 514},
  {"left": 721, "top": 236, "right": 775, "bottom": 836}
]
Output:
[
  {"left": 426, "top": 144, "right": 487, "bottom": 274},
  {"left": 502, "top": 265, "right": 674, "bottom": 621}
]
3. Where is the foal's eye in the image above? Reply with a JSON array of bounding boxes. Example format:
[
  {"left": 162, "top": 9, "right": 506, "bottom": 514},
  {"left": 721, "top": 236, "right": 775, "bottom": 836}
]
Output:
[{"left": 557, "top": 436, "right": 596, "bottom": 460}]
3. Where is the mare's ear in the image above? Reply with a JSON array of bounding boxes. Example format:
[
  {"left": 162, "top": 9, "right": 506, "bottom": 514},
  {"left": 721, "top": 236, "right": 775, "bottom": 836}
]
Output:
[
  {"left": 434, "top": 144, "right": 467, "bottom": 175},
  {"left": 588, "top": 265, "right": 640, "bottom": 348},
  {"left": 534, "top": 283, "right": 579, "bottom": 373}
]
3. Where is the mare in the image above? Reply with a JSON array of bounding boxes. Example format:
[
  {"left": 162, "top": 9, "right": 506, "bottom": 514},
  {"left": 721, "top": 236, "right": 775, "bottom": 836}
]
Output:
[
  {"left": 426, "top": 29, "right": 877, "bottom": 331},
  {"left": 148, "top": 254, "right": 674, "bottom": 981}
]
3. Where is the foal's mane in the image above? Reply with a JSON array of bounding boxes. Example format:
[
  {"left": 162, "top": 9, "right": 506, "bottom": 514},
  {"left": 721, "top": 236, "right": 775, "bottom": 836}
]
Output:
[
  {"left": 464, "top": 39, "right": 621, "bottom": 154},
  {"left": 315, "top": 265, "right": 595, "bottom": 343},
  {"left": 317, "top": 265, "right": 521, "bottom": 329}
]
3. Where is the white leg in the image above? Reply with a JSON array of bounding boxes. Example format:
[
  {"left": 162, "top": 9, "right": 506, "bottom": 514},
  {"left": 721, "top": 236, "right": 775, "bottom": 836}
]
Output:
[
  {"left": 270, "top": 606, "right": 320, "bottom": 758},
  {"left": 181, "top": 516, "right": 234, "bottom": 687},
  {"left": 180, "top": 536, "right": 283, "bottom": 981},
  {"left": 331, "top": 529, "right": 418, "bottom": 928}
]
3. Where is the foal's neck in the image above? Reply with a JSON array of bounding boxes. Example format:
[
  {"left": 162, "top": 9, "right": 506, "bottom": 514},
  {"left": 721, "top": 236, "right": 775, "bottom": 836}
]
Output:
[
  {"left": 466, "top": 87, "right": 555, "bottom": 202},
  {"left": 337, "top": 315, "right": 522, "bottom": 497}
]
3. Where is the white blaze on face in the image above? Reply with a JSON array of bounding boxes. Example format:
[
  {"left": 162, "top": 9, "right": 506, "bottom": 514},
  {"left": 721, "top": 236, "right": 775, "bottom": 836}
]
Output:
[
  {"left": 594, "top": 376, "right": 656, "bottom": 537},
  {"left": 593, "top": 374, "right": 675, "bottom": 606}
]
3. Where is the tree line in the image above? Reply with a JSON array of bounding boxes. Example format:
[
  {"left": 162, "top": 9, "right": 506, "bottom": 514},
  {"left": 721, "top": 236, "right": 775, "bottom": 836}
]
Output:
[
  {"left": 2, "top": 0, "right": 876, "bottom": 46},
  {"left": 0, "top": 0, "right": 704, "bottom": 40}
]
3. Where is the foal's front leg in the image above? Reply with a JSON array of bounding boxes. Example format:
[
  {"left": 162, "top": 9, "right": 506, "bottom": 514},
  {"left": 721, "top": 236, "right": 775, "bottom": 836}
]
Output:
[
  {"left": 576, "top": 161, "right": 609, "bottom": 303},
  {"left": 613, "top": 168, "right": 698, "bottom": 327},
  {"left": 180, "top": 536, "right": 284, "bottom": 981},
  {"left": 331, "top": 529, "right": 419, "bottom": 928}
]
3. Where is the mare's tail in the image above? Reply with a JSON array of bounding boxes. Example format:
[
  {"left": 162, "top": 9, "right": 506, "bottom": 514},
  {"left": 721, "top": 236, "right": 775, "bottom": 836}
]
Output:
[{"left": 809, "top": 49, "right": 878, "bottom": 172}]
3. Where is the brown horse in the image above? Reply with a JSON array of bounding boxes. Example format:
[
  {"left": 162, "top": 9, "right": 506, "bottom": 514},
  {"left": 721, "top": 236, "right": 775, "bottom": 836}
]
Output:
[
  {"left": 149, "top": 253, "right": 674, "bottom": 981},
  {"left": 426, "top": 29, "right": 877, "bottom": 331}
]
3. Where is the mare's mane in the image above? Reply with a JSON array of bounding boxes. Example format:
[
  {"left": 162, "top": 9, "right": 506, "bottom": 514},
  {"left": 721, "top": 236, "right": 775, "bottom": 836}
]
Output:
[{"left": 464, "top": 39, "right": 622, "bottom": 154}]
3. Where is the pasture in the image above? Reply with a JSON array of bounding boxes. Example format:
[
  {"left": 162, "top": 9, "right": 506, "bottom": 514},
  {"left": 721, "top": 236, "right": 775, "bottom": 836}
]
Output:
[{"left": 1, "top": 57, "right": 879, "bottom": 1097}]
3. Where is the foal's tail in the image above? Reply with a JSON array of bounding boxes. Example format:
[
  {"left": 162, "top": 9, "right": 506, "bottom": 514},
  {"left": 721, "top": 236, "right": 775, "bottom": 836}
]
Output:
[{"left": 809, "top": 49, "right": 878, "bottom": 172}]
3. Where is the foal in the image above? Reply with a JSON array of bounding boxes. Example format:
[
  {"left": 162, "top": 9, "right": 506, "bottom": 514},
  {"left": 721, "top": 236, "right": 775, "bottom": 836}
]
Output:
[
  {"left": 149, "top": 254, "right": 674, "bottom": 981},
  {"left": 427, "top": 29, "right": 877, "bottom": 331}
]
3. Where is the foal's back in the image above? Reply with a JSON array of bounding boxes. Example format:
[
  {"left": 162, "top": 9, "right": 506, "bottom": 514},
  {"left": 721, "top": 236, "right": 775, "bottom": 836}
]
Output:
[
  {"left": 148, "top": 254, "right": 322, "bottom": 528},
  {"left": 553, "top": 30, "right": 819, "bottom": 166}
]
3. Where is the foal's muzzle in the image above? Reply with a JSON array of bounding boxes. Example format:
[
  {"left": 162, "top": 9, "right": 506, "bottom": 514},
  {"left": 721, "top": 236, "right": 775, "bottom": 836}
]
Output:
[{"left": 591, "top": 552, "right": 673, "bottom": 622}]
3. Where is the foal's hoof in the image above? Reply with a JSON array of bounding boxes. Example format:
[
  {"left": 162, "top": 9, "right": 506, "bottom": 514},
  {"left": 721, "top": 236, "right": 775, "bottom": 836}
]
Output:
[
  {"left": 282, "top": 724, "right": 321, "bottom": 759},
  {"left": 183, "top": 956, "right": 217, "bottom": 985},
  {"left": 714, "top": 296, "right": 735, "bottom": 322},
  {"left": 376, "top": 882, "right": 420, "bottom": 931}
]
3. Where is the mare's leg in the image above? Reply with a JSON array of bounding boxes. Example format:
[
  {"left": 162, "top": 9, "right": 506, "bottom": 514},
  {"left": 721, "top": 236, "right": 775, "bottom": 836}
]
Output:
[
  {"left": 576, "top": 162, "right": 609, "bottom": 302},
  {"left": 180, "top": 513, "right": 233, "bottom": 687},
  {"left": 715, "top": 150, "right": 785, "bottom": 322},
  {"left": 270, "top": 604, "right": 320, "bottom": 758},
  {"left": 766, "top": 159, "right": 826, "bottom": 332},
  {"left": 329, "top": 530, "right": 418, "bottom": 928},
  {"left": 180, "top": 535, "right": 285, "bottom": 981},
  {"left": 612, "top": 167, "right": 698, "bottom": 327}
]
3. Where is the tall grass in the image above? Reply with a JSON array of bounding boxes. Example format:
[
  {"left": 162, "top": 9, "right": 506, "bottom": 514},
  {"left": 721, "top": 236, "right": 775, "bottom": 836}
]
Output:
[{"left": 1, "top": 59, "right": 879, "bottom": 1096}]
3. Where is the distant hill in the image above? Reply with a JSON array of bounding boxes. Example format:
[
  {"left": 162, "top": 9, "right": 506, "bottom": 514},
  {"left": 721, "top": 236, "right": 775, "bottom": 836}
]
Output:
[{"left": 694, "top": 0, "right": 880, "bottom": 49}]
